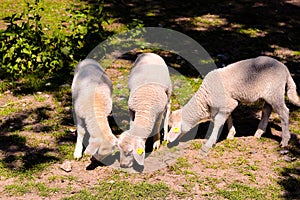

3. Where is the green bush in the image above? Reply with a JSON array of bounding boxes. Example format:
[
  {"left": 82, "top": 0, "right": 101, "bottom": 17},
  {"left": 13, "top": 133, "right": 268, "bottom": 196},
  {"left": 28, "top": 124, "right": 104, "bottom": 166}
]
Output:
[{"left": 0, "top": 0, "right": 107, "bottom": 81}]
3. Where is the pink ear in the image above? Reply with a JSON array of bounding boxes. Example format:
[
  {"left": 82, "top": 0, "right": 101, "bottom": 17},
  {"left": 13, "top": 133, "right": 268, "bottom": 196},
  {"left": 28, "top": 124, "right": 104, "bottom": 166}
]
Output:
[
  {"left": 132, "top": 140, "right": 145, "bottom": 166},
  {"left": 167, "top": 124, "right": 182, "bottom": 142}
]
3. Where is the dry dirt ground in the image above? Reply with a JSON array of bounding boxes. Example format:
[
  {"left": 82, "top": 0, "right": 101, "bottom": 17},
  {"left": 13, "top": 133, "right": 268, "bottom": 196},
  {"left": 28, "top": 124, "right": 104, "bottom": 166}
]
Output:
[{"left": 0, "top": 56, "right": 300, "bottom": 199}]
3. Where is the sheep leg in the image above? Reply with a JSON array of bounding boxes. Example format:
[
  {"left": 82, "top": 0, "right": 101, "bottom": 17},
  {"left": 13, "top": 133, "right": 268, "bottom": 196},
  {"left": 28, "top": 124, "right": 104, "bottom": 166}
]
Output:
[
  {"left": 200, "top": 97, "right": 238, "bottom": 157},
  {"left": 200, "top": 111, "right": 228, "bottom": 158},
  {"left": 273, "top": 103, "right": 290, "bottom": 147},
  {"left": 205, "top": 112, "right": 228, "bottom": 148},
  {"left": 74, "top": 123, "right": 85, "bottom": 159},
  {"left": 254, "top": 102, "right": 272, "bottom": 139},
  {"left": 163, "top": 99, "right": 171, "bottom": 141},
  {"left": 153, "top": 112, "right": 164, "bottom": 150},
  {"left": 226, "top": 115, "right": 236, "bottom": 140}
]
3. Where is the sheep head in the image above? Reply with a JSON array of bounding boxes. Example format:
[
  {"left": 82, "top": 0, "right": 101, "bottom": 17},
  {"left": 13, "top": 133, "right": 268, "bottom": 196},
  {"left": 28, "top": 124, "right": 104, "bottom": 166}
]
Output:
[
  {"left": 167, "top": 109, "right": 183, "bottom": 142},
  {"left": 118, "top": 131, "right": 145, "bottom": 168}
]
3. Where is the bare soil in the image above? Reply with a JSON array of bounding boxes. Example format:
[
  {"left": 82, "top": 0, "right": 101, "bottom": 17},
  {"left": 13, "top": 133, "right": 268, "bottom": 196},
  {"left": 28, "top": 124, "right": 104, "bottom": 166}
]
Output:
[{"left": 1, "top": 57, "right": 300, "bottom": 199}]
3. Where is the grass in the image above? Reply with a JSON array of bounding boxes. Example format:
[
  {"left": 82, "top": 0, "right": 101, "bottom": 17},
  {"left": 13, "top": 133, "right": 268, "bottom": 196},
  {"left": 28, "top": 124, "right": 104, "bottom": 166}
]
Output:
[
  {"left": 0, "top": 100, "right": 19, "bottom": 116},
  {"left": 168, "top": 157, "right": 192, "bottom": 175},
  {"left": 237, "top": 27, "right": 267, "bottom": 38},
  {"left": 0, "top": 154, "right": 59, "bottom": 179},
  {"left": 1, "top": 0, "right": 300, "bottom": 199},
  {"left": 193, "top": 14, "right": 227, "bottom": 28},
  {"left": 57, "top": 143, "right": 75, "bottom": 160},
  {"left": 5, "top": 181, "right": 60, "bottom": 197},
  {"left": 216, "top": 182, "right": 267, "bottom": 200},
  {"left": 0, "top": 0, "right": 80, "bottom": 33},
  {"left": 190, "top": 140, "right": 203, "bottom": 150},
  {"left": 171, "top": 74, "right": 201, "bottom": 109},
  {"left": 64, "top": 180, "right": 170, "bottom": 200}
]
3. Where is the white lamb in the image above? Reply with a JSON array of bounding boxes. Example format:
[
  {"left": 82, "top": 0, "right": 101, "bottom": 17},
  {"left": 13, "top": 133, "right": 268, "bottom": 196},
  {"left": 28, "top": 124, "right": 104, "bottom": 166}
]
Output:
[
  {"left": 72, "top": 59, "right": 117, "bottom": 161},
  {"left": 167, "top": 56, "right": 300, "bottom": 155},
  {"left": 118, "top": 53, "right": 172, "bottom": 168}
]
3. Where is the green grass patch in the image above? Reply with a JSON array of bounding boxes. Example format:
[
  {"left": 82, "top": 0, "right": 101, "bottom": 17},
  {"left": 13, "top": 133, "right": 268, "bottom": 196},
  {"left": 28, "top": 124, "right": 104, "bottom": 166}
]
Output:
[
  {"left": 0, "top": 0, "right": 79, "bottom": 33},
  {"left": 48, "top": 174, "right": 78, "bottom": 183},
  {"left": 0, "top": 100, "right": 18, "bottom": 116},
  {"left": 293, "top": 51, "right": 300, "bottom": 56},
  {"left": 57, "top": 143, "right": 75, "bottom": 160},
  {"left": 193, "top": 14, "right": 227, "bottom": 27},
  {"left": 0, "top": 0, "right": 34, "bottom": 19},
  {"left": 190, "top": 140, "right": 202, "bottom": 150},
  {"left": 4, "top": 184, "right": 30, "bottom": 196},
  {"left": 5, "top": 181, "right": 60, "bottom": 197},
  {"left": 33, "top": 93, "right": 47, "bottom": 102},
  {"left": 64, "top": 180, "right": 170, "bottom": 200},
  {"left": 216, "top": 182, "right": 265, "bottom": 200},
  {"left": 171, "top": 74, "right": 201, "bottom": 109},
  {"left": 237, "top": 27, "right": 267, "bottom": 38},
  {"left": 168, "top": 157, "right": 192, "bottom": 174}
]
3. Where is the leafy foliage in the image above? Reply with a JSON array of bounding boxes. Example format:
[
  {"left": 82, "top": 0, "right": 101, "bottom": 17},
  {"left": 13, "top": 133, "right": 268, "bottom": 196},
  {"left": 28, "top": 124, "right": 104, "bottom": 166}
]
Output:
[{"left": 0, "top": 0, "right": 108, "bottom": 81}]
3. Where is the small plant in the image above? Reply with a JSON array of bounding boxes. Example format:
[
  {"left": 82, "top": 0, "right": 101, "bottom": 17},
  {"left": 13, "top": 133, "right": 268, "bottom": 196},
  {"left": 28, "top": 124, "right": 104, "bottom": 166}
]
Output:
[
  {"left": 191, "top": 140, "right": 202, "bottom": 150},
  {"left": 5, "top": 184, "right": 30, "bottom": 195},
  {"left": 217, "top": 182, "right": 266, "bottom": 200},
  {"left": 0, "top": 0, "right": 110, "bottom": 85},
  {"left": 0, "top": 0, "right": 61, "bottom": 78},
  {"left": 169, "top": 157, "right": 192, "bottom": 174}
]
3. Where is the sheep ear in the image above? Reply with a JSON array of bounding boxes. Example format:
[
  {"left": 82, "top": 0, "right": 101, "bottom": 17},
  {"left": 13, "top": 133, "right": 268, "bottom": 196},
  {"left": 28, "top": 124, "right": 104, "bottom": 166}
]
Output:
[
  {"left": 167, "top": 122, "right": 182, "bottom": 142},
  {"left": 133, "top": 140, "right": 145, "bottom": 166}
]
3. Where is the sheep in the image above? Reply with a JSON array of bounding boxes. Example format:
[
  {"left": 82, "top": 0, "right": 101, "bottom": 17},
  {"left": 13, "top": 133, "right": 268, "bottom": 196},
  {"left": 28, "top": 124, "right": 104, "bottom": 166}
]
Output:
[
  {"left": 167, "top": 56, "right": 300, "bottom": 155},
  {"left": 72, "top": 59, "right": 118, "bottom": 161},
  {"left": 117, "top": 53, "right": 172, "bottom": 168}
]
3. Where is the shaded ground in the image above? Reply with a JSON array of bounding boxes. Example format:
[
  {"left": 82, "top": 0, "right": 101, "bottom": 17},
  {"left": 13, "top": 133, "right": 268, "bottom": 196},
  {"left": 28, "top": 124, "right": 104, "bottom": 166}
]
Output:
[
  {"left": 1, "top": 54, "right": 300, "bottom": 199},
  {"left": 1, "top": 0, "right": 300, "bottom": 199}
]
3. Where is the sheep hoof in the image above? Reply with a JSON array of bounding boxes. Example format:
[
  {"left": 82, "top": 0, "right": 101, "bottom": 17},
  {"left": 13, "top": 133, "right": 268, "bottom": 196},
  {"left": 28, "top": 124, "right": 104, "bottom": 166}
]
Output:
[
  {"left": 163, "top": 130, "right": 169, "bottom": 141},
  {"left": 74, "top": 156, "right": 82, "bottom": 161},
  {"left": 153, "top": 140, "right": 161, "bottom": 150},
  {"left": 83, "top": 149, "right": 94, "bottom": 157},
  {"left": 73, "top": 151, "right": 82, "bottom": 160},
  {"left": 163, "top": 134, "right": 168, "bottom": 141},
  {"left": 227, "top": 128, "right": 236, "bottom": 140},
  {"left": 280, "top": 140, "right": 289, "bottom": 148},
  {"left": 199, "top": 145, "right": 210, "bottom": 158},
  {"left": 254, "top": 129, "right": 264, "bottom": 139},
  {"left": 226, "top": 135, "right": 234, "bottom": 140}
]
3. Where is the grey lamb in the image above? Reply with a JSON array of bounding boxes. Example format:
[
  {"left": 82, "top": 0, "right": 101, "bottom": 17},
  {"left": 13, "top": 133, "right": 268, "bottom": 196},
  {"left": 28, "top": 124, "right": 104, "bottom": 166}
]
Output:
[
  {"left": 72, "top": 59, "right": 117, "bottom": 161},
  {"left": 118, "top": 53, "right": 172, "bottom": 168},
  {"left": 167, "top": 56, "right": 300, "bottom": 155}
]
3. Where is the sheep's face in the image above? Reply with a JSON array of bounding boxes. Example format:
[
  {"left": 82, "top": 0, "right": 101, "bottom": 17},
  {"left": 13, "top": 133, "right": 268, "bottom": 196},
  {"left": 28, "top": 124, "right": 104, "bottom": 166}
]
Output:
[
  {"left": 167, "top": 109, "right": 183, "bottom": 142},
  {"left": 118, "top": 132, "right": 145, "bottom": 168}
]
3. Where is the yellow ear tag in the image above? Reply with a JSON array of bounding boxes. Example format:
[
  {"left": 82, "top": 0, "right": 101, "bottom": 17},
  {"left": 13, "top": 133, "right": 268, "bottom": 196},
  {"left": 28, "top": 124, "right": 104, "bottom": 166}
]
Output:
[
  {"left": 137, "top": 148, "right": 144, "bottom": 155},
  {"left": 173, "top": 127, "right": 180, "bottom": 133}
]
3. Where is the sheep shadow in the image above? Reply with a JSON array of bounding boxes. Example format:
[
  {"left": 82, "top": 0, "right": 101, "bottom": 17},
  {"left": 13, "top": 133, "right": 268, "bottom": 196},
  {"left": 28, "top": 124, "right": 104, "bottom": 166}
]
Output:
[{"left": 171, "top": 104, "right": 284, "bottom": 146}]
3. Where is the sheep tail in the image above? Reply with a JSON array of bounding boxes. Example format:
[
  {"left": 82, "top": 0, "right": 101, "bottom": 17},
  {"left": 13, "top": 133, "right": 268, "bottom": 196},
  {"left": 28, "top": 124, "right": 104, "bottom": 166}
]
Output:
[{"left": 286, "top": 73, "right": 300, "bottom": 106}]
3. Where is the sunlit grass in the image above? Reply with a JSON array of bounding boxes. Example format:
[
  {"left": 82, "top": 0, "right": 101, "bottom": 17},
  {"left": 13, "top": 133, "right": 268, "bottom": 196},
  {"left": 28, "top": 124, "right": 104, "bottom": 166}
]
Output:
[
  {"left": 0, "top": 0, "right": 82, "bottom": 34},
  {"left": 216, "top": 182, "right": 267, "bottom": 200},
  {"left": 237, "top": 27, "right": 268, "bottom": 38},
  {"left": 63, "top": 180, "right": 170, "bottom": 200},
  {"left": 193, "top": 14, "right": 227, "bottom": 27},
  {"left": 5, "top": 181, "right": 60, "bottom": 196}
]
